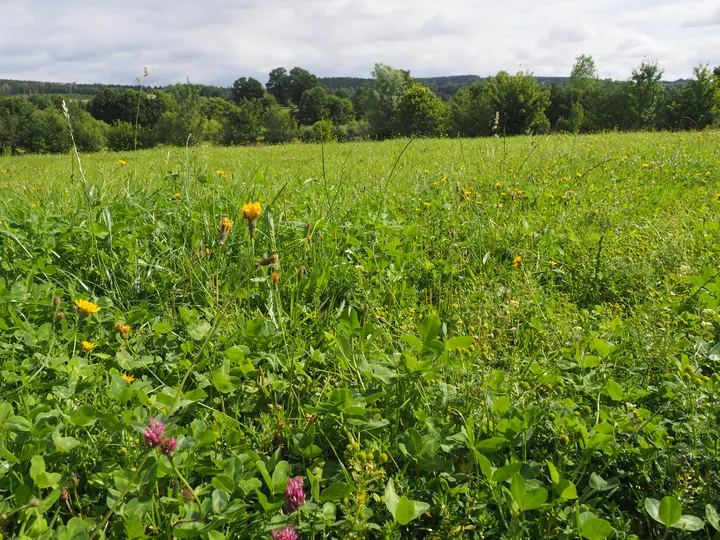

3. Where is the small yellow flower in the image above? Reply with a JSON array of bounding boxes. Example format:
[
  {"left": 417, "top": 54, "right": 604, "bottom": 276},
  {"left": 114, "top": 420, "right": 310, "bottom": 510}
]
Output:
[
  {"left": 115, "top": 323, "right": 131, "bottom": 339},
  {"left": 121, "top": 373, "right": 135, "bottom": 384},
  {"left": 219, "top": 217, "right": 234, "bottom": 244},
  {"left": 31, "top": 203, "right": 37, "bottom": 208},
  {"left": 0, "top": 169, "right": 6, "bottom": 174},
  {"left": 216, "top": 170, "right": 227, "bottom": 178},
  {"left": 423, "top": 169, "right": 430, "bottom": 174},
  {"left": 576, "top": 173, "right": 583, "bottom": 178},
  {"left": 81, "top": 340, "right": 96, "bottom": 352},
  {"left": 174, "top": 192, "right": 181, "bottom": 198},
  {"left": 642, "top": 163, "right": 649, "bottom": 168},
  {"left": 74, "top": 299, "right": 101, "bottom": 316},
  {"left": 549, "top": 260, "right": 558, "bottom": 268},
  {"left": 117, "top": 159, "right": 127, "bottom": 166},
  {"left": 423, "top": 202, "right": 431, "bottom": 207},
  {"left": 513, "top": 256, "right": 522, "bottom": 268},
  {"left": 242, "top": 202, "right": 262, "bottom": 221}
]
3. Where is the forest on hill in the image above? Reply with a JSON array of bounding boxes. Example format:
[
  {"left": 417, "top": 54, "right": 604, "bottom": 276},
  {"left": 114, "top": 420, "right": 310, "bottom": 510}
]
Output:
[{"left": 0, "top": 56, "right": 717, "bottom": 155}]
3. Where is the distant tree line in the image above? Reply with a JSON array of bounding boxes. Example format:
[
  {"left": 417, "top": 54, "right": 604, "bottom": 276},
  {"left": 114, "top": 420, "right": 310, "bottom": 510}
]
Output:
[{"left": 1, "top": 56, "right": 719, "bottom": 155}]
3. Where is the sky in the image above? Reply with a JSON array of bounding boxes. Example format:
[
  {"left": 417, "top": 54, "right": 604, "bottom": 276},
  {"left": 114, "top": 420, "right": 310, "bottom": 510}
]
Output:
[{"left": 1, "top": 0, "right": 719, "bottom": 86}]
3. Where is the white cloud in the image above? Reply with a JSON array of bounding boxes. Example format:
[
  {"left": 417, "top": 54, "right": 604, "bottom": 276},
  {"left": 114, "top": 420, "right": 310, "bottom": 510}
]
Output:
[{"left": 0, "top": 0, "right": 718, "bottom": 85}]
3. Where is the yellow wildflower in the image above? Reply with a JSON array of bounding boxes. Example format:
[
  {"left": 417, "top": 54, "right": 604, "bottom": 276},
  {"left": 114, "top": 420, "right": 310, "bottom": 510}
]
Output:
[
  {"left": 513, "top": 256, "right": 522, "bottom": 268},
  {"left": 81, "top": 340, "right": 96, "bottom": 352},
  {"left": 216, "top": 170, "right": 227, "bottom": 178},
  {"left": 423, "top": 169, "right": 430, "bottom": 174},
  {"left": 74, "top": 299, "right": 101, "bottom": 316},
  {"left": 549, "top": 260, "right": 558, "bottom": 268},
  {"left": 219, "top": 217, "right": 234, "bottom": 245},
  {"left": 117, "top": 159, "right": 127, "bottom": 166},
  {"left": 116, "top": 323, "right": 131, "bottom": 339},
  {"left": 0, "top": 169, "right": 6, "bottom": 174},
  {"left": 242, "top": 202, "right": 262, "bottom": 221},
  {"left": 121, "top": 373, "right": 135, "bottom": 384}
]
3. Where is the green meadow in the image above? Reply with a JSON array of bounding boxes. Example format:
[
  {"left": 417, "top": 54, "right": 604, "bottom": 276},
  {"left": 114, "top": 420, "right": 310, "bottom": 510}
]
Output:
[{"left": 0, "top": 131, "right": 719, "bottom": 539}]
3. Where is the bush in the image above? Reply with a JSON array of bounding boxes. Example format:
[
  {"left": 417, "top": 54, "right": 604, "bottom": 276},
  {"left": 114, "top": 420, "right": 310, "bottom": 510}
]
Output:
[
  {"left": 263, "top": 106, "right": 297, "bottom": 144},
  {"left": 72, "top": 110, "right": 107, "bottom": 152},
  {"left": 25, "top": 108, "right": 72, "bottom": 154},
  {"left": 107, "top": 121, "right": 155, "bottom": 152}
]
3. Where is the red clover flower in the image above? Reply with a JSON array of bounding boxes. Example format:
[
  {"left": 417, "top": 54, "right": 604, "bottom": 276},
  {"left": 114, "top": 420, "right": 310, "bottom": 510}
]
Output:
[
  {"left": 271, "top": 526, "right": 298, "bottom": 540},
  {"left": 284, "top": 476, "right": 305, "bottom": 513}
]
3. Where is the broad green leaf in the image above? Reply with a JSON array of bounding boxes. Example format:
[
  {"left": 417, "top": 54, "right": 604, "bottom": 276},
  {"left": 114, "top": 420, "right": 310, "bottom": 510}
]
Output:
[
  {"left": 547, "top": 462, "right": 560, "bottom": 485},
  {"left": 384, "top": 478, "right": 400, "bottom": 516},
  {"left": 556, "top": 479, "right": 578, "bottom": 500},
  {"left": 271, "top": 461, "right": 291, "bottom": 495},
  {"left": 581, "top": 517, "right": 614, "bottom": 540},
  {"left": 395, "top": 495, "right": 430, "bottom": 525},
  {"left": 319, "top": 482, "right": 354, "bottom": 503},
  {"left": 644, "top": 498, "right": 660, "bottom": 522},
  {"left": 510, "top": 473, "right": 526, "bottom": 505},
  {"left": 521, "top": 488, "right": 548, "bottom": 511},
  {"left": 187, "top": 321, "right": 211, "bottom": 341},
  {"left": 153, "top": 321, "right": 172, "bottom": 334},
  {"left": 492, "top": 463, "right": 522, "bottom": 483},
  {"left": 212, "top": 489, "right": 229, "bottom": 513},
  {"left": 52, "top": 431, "right": 80, "bottom": 452},
  {"left": 447, "top": 336, "right": 473, "bottom": 350},
  {"left": 658, "top": 496, "right": 682, "bottom": 527},
  {"left": 419, "top": 315, "right": 441, "bottom": 346},
  {"left": 671, "top": 515, "right": 705, "bottom": 531},
  {"left": 603, "top": 378, "right": 624, "bottom": 401},
  {"left": 706, "top": 504, "right": 720, "bottom": 530},
  {"left": 493, "top": 395, "right": 511, "bottom": 416}
]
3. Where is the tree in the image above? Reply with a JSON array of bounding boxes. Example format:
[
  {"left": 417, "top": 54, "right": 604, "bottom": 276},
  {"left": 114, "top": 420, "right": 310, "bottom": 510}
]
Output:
[
  {"left": 327, "top": 95, "right": 355, "bottom": 124},
  {"left": 674, "top": 64, "right": 718, "bottom": 129},
  {"left": 0, "top": 97, "right": 35, "bottom": 153},
  {"left": 451, "top": 82, "right": 493, "bottom": 137},
  {"left": 231, "top": 77, "right": 265, "bottom": 103},
  {"left": 365, "top": 63, "right": 412, "bottom": 138},
  {"left": 266, "top": 68, "right": 291, "bottom": 105},
  {"left": 263, "top": 105, "right": 298, "bottom": 143},
  {"left": 394, "top": 83, "right": 448, "bottom": 136},
  {"left": 297, "top": 86, "right": 330, "bottom": 125},
  {"left": 288, "top": 67, "right": 321, "bottom": 105},
  {"left": 567, "top": 55, "right": 601, "bottom": 131},
  {"left": 629, "top": 59, "right": 665, "bottom": 129},
  {"left": 482, "top": 71, "right": 550, "bottom": 135},
  {"left": 222, "top": 99, "right": 263, "bottom": 145}
]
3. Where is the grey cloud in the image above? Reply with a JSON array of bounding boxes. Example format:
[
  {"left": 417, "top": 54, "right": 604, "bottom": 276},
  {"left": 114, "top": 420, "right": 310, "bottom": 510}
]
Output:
[{"left": 0, "top": 0, "right": 713, "bottom": 84}]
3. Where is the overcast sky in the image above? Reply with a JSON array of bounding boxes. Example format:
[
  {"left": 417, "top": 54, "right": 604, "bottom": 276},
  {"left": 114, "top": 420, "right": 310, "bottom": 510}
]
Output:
[{"left": 2, "top": 0, "right": 719, "bottom": 86}]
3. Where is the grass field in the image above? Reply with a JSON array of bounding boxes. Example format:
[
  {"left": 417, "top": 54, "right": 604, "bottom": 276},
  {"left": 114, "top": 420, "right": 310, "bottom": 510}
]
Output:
[{"left": 1, "top": 132, "right": 719, "bottom": 539}]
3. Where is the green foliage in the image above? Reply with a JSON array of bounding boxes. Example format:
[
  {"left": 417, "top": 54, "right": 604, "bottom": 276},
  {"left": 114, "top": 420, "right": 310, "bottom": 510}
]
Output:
[
  {"left": 394, "top": 83, "right": 449, "bottom": 137},
  {"left": 365, "top": 63, "right": 412, "bottom": 138},
  {"left": 222, "top": 99, "right": 264, "bottom": 145},
  {"left": 231, "top": 77, "right": 265, "bottom": 103},
  {"left": 297, "top": 86, "right": 330, "bottom": 125},
  {"left": 262, "top": 105, "right": 298, "bottom": 144},
  {"left": 0, "top": 132, "right": 719, "bottom": 538},
  {"left": 629, "top": 59, "right": 665, "bottom": 129},
  {"left": 483, "top": 71, "right": 551, "bottom": 135}
]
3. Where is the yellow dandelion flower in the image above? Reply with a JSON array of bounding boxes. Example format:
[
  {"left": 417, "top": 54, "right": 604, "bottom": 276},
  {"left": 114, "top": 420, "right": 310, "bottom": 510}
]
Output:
[
  {"left": 423, "top": 169, "right": 430, "bottom": 174},
  {"left": 576, "top": 173, "right": 583, "bottom": 178},
  {"left": 74, "top": 299, "right": 101, "bottom": 316},
  {"left": 0, "top": 170, "right": 6, "bottom": 174},
  {"left": 642, "top": 163, "right": 649, "bottom": 168},
  {"left": 219, "top": 217, "right": 234, "bottom": 244},
  {"left": 81, "top": 340, "right": 96, "bottom": 352},
  {"left": 242, "top": 202, "right": 262, "bottom": 221},
  {"left": 423, "top": 202, "right": 431, "bottom": 207},
  {"left": 216, "top": 170, "right": 227, "bottom": 178},
  {"left": 31, "top": 203, "right": 37, "bottom": 208},
  {"left": 117, "top": 160, "right": 127, "bottom": 166},
  {"left": 549, "top": 260, "right": 558, "bottom": 268},
  {"left": 495, "top": 182, "right": 502, "bottom": 188},
  {"left": 513, "top": 256, "right": 522, "bottom": 268},
  {"left": 121, "top": 373, "right": 135, "bottom": 384}
]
